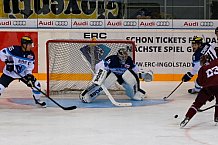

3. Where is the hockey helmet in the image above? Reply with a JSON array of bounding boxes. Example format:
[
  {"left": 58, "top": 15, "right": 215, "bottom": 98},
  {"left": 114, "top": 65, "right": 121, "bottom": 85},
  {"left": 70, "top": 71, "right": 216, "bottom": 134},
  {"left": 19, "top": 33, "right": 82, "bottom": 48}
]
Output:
[
  {"left": 117, "top": 48, "right": 128, "bottom": 63},
  {"left": 21, "top": 36, "right": 33, "bottom": 45},
  {"left": 191, "top": 36, "right": 203, "bottom": 44}
]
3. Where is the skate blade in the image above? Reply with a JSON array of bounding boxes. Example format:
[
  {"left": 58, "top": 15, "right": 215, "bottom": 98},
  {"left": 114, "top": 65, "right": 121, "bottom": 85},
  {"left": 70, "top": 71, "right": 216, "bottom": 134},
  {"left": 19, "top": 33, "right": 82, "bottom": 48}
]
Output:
[{"left": 35, "top": 104, "right": 47, "bottom": 108}]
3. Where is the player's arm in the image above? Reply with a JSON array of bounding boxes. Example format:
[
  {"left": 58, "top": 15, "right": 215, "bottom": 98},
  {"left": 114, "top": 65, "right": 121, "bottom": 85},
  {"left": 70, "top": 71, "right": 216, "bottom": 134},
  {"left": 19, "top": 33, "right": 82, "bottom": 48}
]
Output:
[
  {"left": 182, "top": 60, "right": 200, "bottom": 82},
  {"left": 0, "top": 48, "right": 15, "bottom": 72},
  {"left": 0, "top": 48, "right": 10, "bottom": 62},
  {"left": 205, "top": 43, "right": 218, "bottom": 61},
  {"left": 95, "top": 60, "right": 109, "bottom": 72},
  {"left": 22, "top": 52, "right": 35, "bottom": 87}
]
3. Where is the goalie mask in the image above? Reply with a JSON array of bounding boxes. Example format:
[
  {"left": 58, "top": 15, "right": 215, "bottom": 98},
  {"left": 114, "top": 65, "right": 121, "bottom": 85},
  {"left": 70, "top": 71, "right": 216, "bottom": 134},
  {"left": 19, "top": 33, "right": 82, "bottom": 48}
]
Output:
[{"left": 117, "top": 48, "right": 128, "bottom": 64}]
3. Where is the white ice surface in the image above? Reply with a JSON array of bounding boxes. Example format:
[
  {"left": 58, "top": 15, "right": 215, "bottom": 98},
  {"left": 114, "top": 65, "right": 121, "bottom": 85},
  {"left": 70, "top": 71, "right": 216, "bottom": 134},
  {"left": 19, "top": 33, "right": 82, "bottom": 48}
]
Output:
[{"left": 0, "top": 81, "right": 217, "bottom": 145}]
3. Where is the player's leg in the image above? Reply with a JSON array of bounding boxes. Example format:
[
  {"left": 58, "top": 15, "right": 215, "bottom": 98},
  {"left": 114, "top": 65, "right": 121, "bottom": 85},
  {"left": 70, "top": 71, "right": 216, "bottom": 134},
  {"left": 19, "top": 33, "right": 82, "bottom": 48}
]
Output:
[
  {"left": 0, "top": 74, "right": 14, "bottom": 95},
  {"left": 180, "top": 87, "right": 212, "bottom": 127},
  {"left": 21, "top": 74, "right": 46, "bottom": 107},
  {"left": 215, "top": 99, "right": 218, "bottom": 122},
  {"left": 122, "top": 69, "right": 146, "bottom": 101},
  {"left": 32, "top": 80, "right": 46, "bottom": 107},
  {"left": 213, "top": 86, "right": 218, "bottom": 122},
  {"left": 188, "top": 80, "right": 202, "bottom": 94},
  {"left": 79, "top": 70, "right": 117, "bottom": 103}
]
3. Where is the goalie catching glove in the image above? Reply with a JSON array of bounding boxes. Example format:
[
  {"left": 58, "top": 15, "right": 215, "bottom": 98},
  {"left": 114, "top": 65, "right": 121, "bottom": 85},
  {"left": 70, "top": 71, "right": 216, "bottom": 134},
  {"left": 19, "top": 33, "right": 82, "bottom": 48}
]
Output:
[
  {"left": 138, "top": 70, "right": 153, "bottom": 82},
  {"left": 5, "top": 59, "right": 14, "bottom": 72},
  {"left": 22, "top": 74, "right": 36, "bottom": 87}
]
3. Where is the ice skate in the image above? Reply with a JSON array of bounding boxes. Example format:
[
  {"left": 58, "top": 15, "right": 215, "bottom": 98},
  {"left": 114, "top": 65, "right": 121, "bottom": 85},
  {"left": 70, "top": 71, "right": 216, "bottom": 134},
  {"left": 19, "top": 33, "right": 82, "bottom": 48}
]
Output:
[
  {"left": 33, "top": 95, "right": 46, "bottom": 108},
  {"left": 214, "top": 117, "right": 218, "bottom": 122},
  {"left": 180, "top": 117, "right": 190, "bottom": 128},
  {"left": 188, "top": 88, "right": 199, "bottom": 94}
]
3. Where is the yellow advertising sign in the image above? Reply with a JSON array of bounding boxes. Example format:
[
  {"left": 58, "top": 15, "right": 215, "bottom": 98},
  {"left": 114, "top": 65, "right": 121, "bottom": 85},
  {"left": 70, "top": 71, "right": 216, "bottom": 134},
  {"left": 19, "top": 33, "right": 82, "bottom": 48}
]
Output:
[{"left": 0, "top": 0, "right": 121, "bottom": 19}]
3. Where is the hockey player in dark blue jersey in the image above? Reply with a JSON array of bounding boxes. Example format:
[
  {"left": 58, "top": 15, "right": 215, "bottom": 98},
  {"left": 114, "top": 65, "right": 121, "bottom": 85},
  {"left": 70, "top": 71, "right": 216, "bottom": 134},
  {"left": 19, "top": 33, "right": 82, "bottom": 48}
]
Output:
[
  {"left": 80, "top": 48, "right": 153, "bottom": 103},
  {"left": 182, "top": 36, "right": 217, "bottom": 94},
  {"left": 0, "top": 36, "right": 46, "bottom": 107}
]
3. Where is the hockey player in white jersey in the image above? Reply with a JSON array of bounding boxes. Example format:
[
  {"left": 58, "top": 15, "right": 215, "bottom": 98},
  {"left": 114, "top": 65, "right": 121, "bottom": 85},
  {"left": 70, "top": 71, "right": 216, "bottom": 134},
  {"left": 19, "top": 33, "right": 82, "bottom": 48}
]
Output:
[
  {"left": 80, "top": 48, "right": 152, "bottom": 103},
  {"left": 0, "top": 36, "right": 46, "bottom": 107},
  {"left": 182, "top": 36, "right": 217, "bottom": 94}
]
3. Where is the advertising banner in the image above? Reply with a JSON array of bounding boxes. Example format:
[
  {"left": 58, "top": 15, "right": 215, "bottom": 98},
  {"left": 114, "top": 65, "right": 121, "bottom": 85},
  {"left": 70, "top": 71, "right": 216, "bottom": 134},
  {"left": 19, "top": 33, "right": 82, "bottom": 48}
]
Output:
[
  {"left": 0, "top": 19, "right": 218, "bottom": 30},
  {"left": 36, "top": 29, "right": 217, "bottom": 81},
  {"left": 0, "top": 0, "right": 121, "bottom": 19}
]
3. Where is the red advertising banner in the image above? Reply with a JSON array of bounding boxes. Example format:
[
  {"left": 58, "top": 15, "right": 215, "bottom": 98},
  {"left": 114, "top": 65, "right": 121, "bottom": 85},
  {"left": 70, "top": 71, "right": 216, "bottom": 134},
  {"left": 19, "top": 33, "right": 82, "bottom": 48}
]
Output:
[{"left": 0, "top": 32, "right": 38, "bottom": 73}]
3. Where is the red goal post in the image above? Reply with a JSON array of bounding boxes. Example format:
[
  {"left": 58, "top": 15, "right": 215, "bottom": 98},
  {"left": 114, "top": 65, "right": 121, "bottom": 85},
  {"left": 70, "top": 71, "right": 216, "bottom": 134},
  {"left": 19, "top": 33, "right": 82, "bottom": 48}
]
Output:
[{"left": 46, "top": 39, "right": 136, "bottom": 96}]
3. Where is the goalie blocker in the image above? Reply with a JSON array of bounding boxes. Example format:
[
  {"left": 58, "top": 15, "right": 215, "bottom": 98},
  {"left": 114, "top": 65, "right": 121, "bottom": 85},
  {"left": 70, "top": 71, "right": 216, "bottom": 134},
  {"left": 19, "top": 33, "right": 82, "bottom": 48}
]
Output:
[{"left": 79, "top": 68, "right": 146, "bottom": 103}]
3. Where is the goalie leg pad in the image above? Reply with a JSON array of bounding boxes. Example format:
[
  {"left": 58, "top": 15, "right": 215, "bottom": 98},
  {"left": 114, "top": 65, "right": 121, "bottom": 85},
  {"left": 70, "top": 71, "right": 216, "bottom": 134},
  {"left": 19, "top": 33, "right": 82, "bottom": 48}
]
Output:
[
  {"left": 80, "top": 84, "right": 103, "bottom": 103},
  {"left": 122, "top": 70, "right": 138, "bottom": 88},
  {"left": 122, "top": 83, "right": 146, "bottom": 101},
  {"left": 102, "top": 71, "right": 117, "bottom": 88},
  {"left": 132, "top": 89, "right": 146, "bottom": 101},
  {"left": 79, "top": 72, "right": 117, "bottom": 103},
  {"left": 92, "top": 68, "right": 108, "bottom": 86},
  {"left": 122, "top": 70, "right": 145, "bottom": 100},
  {"left": 80, "top": 72, "right": 117, "bottom": 103}
]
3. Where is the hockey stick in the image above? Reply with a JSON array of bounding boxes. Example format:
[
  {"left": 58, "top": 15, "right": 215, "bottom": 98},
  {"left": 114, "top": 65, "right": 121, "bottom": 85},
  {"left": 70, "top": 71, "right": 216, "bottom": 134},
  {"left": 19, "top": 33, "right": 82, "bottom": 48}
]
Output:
[
  {"left": 81, "top": 54, "right": 132, "bottom": 107},
  {"left": 163, "top": 81, "right": 183, "bottom": 100},
  {"left": 198, "top": 104, "right": 218, "bottom": 112},
  {"left": 13, "top": 71, "right": 77, "bottom": 110}
]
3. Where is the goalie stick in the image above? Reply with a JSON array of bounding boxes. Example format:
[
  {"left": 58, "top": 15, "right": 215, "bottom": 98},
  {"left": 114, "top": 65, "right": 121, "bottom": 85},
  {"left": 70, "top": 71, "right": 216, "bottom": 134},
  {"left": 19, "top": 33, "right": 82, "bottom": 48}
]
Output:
[
  {"left": 198, "top": 104, "right": 218, "bottom": 112},
  {"left": 80, "top": 49, "right": 132, "bottom": 107},
  {"left": 14, "top": 71, "right": 77, "bottom": 110},
  {"left": 163, "top": 81, "right": 183, "bottom": 100}
]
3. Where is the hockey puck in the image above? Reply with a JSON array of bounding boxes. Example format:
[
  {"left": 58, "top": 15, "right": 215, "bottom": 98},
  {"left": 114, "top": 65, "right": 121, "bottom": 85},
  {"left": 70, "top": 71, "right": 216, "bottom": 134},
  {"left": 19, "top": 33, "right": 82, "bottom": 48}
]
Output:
[{"left": 174, "top": 115, "right": 178, "bottom": 118}]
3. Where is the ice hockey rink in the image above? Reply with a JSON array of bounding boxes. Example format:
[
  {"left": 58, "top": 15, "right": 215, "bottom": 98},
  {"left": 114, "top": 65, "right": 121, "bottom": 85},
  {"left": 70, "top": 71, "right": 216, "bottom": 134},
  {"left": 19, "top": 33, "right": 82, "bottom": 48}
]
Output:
[{"left": 0, "top": 80, "right": 217, "bottom": 145}]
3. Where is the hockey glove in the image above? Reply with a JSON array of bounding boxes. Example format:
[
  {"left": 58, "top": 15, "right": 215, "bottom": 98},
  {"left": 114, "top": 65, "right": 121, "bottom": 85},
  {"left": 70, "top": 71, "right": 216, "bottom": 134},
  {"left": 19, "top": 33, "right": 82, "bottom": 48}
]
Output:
[
  {"left": 23, "top": 74, "right": 36, "bottom": 87},
  {"left": 182, "top": 72, "right": 193, "bottom": 82},
  {"left": 5, "top": 59, "right": 14, "bottom": 72}
]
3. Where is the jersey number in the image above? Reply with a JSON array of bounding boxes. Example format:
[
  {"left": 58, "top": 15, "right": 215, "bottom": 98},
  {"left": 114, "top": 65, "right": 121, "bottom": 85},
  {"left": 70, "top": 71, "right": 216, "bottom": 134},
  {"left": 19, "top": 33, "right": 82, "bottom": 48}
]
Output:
[{"left": 206, "top": 66, "right": 218, "bottom": 78}]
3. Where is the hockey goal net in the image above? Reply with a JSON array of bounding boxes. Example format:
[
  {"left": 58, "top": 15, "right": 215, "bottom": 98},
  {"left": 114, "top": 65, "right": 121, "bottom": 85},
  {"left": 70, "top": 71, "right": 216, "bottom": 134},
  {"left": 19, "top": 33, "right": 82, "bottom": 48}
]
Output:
[{"left": 46, "top": 39, "right": 136, "bottom": 96}]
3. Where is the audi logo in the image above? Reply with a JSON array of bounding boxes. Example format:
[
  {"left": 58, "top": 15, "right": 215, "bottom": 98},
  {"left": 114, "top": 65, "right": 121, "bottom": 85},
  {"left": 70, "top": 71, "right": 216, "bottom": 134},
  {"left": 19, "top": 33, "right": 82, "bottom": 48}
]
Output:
[
  {"left": 200, "top": 21, "right": 213, "bottom": 27},
  {"left": 123, "top": 21, "right": 137, "bottom": 26},
  {"left": 156, "top": 21, "right": 170, "bottom": 26},
  {"left": 13, "top": 21, "right": 26, "bottom": 26},
  {"left": 55, "top": 21, "right": 68, "bottom": 26},
  {"left": 89, "top": 21, "right": 103, "bottom": 26}
]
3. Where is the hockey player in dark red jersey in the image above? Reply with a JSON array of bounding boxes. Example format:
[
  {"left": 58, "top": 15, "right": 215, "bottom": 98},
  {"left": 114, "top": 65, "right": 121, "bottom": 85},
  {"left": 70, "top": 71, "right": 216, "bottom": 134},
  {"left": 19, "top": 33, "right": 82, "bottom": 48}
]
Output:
[{"left": 180, "top": 55, "right": 218, "bottom": 127}]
